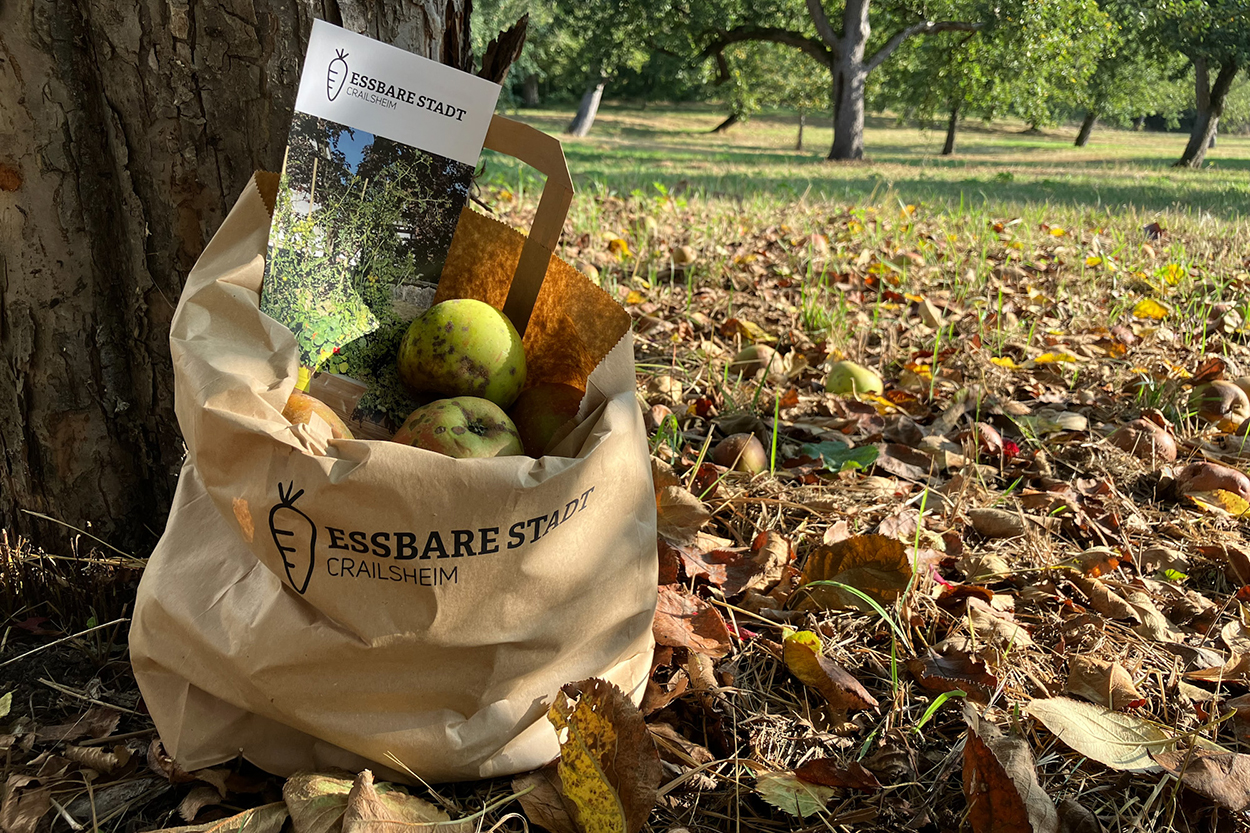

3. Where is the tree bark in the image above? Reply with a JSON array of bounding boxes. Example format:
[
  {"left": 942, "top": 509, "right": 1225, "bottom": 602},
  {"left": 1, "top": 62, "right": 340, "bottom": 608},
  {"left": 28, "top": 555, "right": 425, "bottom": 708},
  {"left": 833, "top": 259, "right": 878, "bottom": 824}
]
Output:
[
  {"left": 796, "top": 109, "right": 806, "bottom": 150},
  {"left": 0, "top": 0, "right": 474, "bottom": 553},
  {"left": 1133, "top": 115, "right": 1146, "bottom": 130},
  {"left": 941, "top": 105, "right": 959, "bottom": 155},
  {"left": 522, "top": 73, "right": 540, "bottom": 106},
  {"left": 1075, "top": 110, "right": 1098, "bottom": 147},
  {"left": 711, "top": 113, "right": 740, "bottom": 133},
  {"left": 1176, "top": 61, "right": 1239, "bottom": 168},
  {"left": 828, "top": 0, "right": 870, "bottom": 160},
  {"left": 566, "top": 75, "right": 606, "bottom": 137}
]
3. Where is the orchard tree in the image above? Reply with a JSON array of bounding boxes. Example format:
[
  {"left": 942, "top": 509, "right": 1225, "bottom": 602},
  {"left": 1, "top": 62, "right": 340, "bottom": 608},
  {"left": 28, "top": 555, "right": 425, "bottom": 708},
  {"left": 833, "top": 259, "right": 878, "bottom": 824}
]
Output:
[
  {"left": 708, "top": 43, "right": 828, "bottom": 143},
  {"left": 1148, "top": 0, "right": 1250, "bottom": 167},
  {"left": 0, "top": 1, "right": 521, "bottom": 553},
  {"left": 558, "top": 0, "right": 651, "bottom": 136},
  {"left": 662, "top": 0, "right": 1113, "bottom": 160},
  {"left": 1069, "top": 1, "right": 1185, "bottom": 146},
  {"left": 873, "top": 0, "right": 1107, "bottom": 154}
]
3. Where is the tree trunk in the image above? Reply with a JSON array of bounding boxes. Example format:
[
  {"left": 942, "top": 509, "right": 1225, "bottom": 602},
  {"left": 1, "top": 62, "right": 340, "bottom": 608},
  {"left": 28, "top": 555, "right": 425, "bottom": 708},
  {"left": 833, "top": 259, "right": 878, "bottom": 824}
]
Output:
[
  {"left": 796, "top": 109, "right": 806, "bottom": 150},
  {"left": 1075, "top": 110, "right": 1098, "bottom": 147},
  {"left": 711, "top": 113, "right": 740, "bottom": 133},
  {"left": 1176, "top": 61, "right": 1239, "bottom": 168},
  {"left": 0, "top": 0, "right": 474, "bottom": 553},
  {"left": 566, "top": 76, "right": 606, "bottom": 137},
  {"left": 1133, "top": 115, "right": 1146, "bottom": 130},
  {"left": 828, "top": 0, "right": 870, "bottom": 160},
  {"left": 941, "top": 105, "right": 959, "bottom": 155},
  {"left": 522, "top": 73, "right": 540, "bottom": 106}
]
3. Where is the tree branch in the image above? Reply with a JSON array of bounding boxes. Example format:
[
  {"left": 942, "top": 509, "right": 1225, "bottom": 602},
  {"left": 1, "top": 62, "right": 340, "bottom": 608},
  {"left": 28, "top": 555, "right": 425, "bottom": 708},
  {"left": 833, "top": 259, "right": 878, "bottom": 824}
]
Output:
[
  {"left": 864, "top": 20, "right": 984, "bottom": 73},
  {"left": 805, "top": 0, "right": 840, "bottom": 53},
  {"left": 701, "top": 26, "right": 835, "bottom": 78}
]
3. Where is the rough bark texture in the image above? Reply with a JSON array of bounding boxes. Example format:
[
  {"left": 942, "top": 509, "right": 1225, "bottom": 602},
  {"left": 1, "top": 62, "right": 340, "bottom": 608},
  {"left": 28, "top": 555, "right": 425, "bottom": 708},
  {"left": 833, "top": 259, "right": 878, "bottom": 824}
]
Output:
[
  {"left": 566, "top": 75, "right": 605, "bottom": 137},
  {"left": 795, "top": 110, "right": 805, "bottom": 150},
  {"left": 0, "top": 0, "right": 471, "bottom": 553},
  {"left": 941, "top": 105, "right": 959, "bottom": 155},
  {"left": 1075, "top": 110, "right": 1098, "bottom": 147},
  {"left": 828, "top": 0, "right": 869, "bottom": 160},
  {"left": 1177, "top": 60, "right": 1238, "bottom": 168}
]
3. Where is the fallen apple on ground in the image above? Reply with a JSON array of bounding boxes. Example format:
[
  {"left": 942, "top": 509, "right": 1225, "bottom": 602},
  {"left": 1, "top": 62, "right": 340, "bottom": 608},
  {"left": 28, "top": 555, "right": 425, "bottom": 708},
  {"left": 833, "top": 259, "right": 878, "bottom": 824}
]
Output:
[
  {"left": 397, "top": 298, "right": 526, "bottom": 409},
  {"left": 283, "top": 391, "right": 354, "bottom": 440},
  {"left": 392, "top": 396, "right": 523, "bottom": 459},
  {"left": 509, "top": 382, "right": 584, "bottom": 457}
]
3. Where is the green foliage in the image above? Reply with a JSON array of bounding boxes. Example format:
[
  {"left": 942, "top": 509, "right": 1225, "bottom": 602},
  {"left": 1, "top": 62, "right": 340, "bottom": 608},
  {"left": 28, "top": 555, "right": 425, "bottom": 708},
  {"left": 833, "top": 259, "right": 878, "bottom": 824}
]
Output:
[{"left": 1147, "top": 0, "right": 1250, "bottom": 66}]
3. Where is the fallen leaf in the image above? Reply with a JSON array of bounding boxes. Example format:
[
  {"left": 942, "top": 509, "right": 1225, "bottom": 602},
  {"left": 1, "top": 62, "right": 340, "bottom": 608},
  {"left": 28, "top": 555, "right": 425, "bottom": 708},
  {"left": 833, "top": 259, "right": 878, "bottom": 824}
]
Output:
[
  {"left": 907, "top": 647, "right": 999, "bottom": 702},
  {"left": 0, "top": 692, "right": 9, "bottom": 719},
  {"left": 1153, "top": 747, "right": 1250, "bottom": 811},
  {"left": 1065, "top": 656, "right": 1145, "bottom": 710},
  {"left": 783, "top": 631, "right": 879, "bottom": 712},
  {"left": 1133, "top": 298, "right": 1169, "bottom": 320},
  {"left": 1056, "top": 796, "right": 1103, "bottom": 833},
  {"left": 178, "top": 787, "right": 224, "bottom": 823},
  {"left": 1025, "top": 697, "right": 1172, "bottom": 772},
  {"left": 653, "top": 585, "right": 733, "bottom": 658},
  {"left": 514, "top": 766, "right": 579, "bottom": 833},
  {"left": 1066, "top": 574, "right": 1140, "bottom": 623},
  {"left": 963, "top": 704, "right": 1059, "bottom": 833},
  {"left": 968, "top": 508, "right": 1026, "bottom": 539},
  {"left": 341, "top": 770, "right": 470, "bottom": 833},
  {"left": 142, "top": 803, "right": 288, "bottom": 833},
  {"left": 547, "top": 679, "right": 662, "bottom": 833},
  {"left": 795, "top": 534, "right": 912, "bottom": 612},
  {"left": 968, "top": 600, "right": 1036, "bottom": 651},
  {"left": 799, "top": 440, "right": 879, "bottom": 473},
  {"left": 656, "top": 486, "right": 710, "bottom": 546},
  {"left": 0, "top": 776, "right": 49, "bottom": 833},
  {"left": 754, "top": 771, "right": 835, "bottom": 818},
  {"left": 35, "top": 706, "right": 120, "bottom": 742},
  {"left": 1184, "top": 653, "right": 1250, "bottom": 685},
  {"left": 794, "top": 759, "right": 881, "bottom": 792},
  {"left": 63, "top": 743, "right": 132, "bottom": 775}
]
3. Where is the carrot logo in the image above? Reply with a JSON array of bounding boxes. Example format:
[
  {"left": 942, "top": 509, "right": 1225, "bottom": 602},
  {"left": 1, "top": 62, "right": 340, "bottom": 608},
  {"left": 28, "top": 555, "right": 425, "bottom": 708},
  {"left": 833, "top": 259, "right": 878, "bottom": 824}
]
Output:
[
  {"left": 327, "top": 48, "right": 349, "bottom": 101},
  {"left": 269, "top": 482, "right": 317, "bottom": 594}
]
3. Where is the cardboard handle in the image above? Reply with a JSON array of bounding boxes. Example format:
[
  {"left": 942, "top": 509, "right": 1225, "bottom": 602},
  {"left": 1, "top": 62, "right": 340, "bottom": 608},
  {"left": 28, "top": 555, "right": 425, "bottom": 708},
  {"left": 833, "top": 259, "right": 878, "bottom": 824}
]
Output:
[{"left": 482, "top": 115, "right": 574, "bottom": 336}]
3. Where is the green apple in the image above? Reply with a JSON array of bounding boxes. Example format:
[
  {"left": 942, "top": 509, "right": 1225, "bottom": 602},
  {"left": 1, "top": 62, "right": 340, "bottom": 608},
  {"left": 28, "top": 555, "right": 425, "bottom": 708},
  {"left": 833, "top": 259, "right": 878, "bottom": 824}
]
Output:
[
  {"left": 509, "top": 382, "right": 584, "bottom": 457},
  {"left": 397, "top": 299, "right": 526, "bottom": 409},
  {"left": 825, "top": 360, "right": 883, "bottom": 396},
  {"left": 391, "top": 397, "right": 523, "bottom": 458}
]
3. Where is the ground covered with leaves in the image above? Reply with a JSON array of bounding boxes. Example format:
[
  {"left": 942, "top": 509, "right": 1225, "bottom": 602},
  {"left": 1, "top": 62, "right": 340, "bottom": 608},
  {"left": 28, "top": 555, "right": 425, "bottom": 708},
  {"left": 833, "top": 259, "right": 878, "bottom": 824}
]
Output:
[{"left": 5, "top": 172, "right": 1250, "bottom": 833}]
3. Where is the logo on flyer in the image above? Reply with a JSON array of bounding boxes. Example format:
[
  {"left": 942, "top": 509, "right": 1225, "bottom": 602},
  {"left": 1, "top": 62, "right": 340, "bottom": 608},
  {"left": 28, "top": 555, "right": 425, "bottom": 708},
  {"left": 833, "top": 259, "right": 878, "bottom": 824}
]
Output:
[
  {"left": 269, "top": 482, "right": 317, "bottom": 594},
  {"left": 327, "top": 49, "right": 349, "bottom": 101}
]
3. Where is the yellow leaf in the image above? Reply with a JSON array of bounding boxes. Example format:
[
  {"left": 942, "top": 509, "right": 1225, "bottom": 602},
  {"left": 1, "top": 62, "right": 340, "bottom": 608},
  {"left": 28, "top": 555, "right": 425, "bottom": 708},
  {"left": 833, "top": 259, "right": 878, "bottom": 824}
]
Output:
[
  {"left": 782, "top": 632, "right": 879, "bottom": 711},
  {"left": 795, "top": 534, "right": 912, "bottom": 612},
  {"left": 901, "top": 204, "right": 917, "bottom": 216},
  {"left": 1085, "top": 256, "right": 1103, "bottom": 267},
  {"left": 1032, "top": 352, "right": 1078, "bottom": 365},
  {"left": 991, "top": 356, "right": 1023, "bottom": 370},
  {"left": 847, "top": 220, "right": 864, "bottom": 234},
  {"left": 608, "top": 238, "right": 631, "bottom": 259},
  {"left": 1049, "top": 227, "right": 1066, "bottom": 237},
  {"left": 903, "top": 292, "right": 925, "bottom": 303},
  {"left": 862, "top": 393, "right": 900, "bottom": 415},
  {"left": 547, "top": 680, "right": 661, "bottom": 833},
  {"left": 1133, "top": 298, "right": 1170, "bottom": 320},
  {"left": 1009, "top": 241, "right": 1024, "bottom": 250},
  {"left": 1160, "top": 263, "right": 1185, "bottom": 286},
  {"left": 625, "top": 290, "right": 645, "bottom": 305}
]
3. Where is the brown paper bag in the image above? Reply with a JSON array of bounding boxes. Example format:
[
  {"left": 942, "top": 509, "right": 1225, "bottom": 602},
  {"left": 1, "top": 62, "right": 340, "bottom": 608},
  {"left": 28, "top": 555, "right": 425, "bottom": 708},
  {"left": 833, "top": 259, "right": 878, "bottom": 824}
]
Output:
[{"left": 129, "top": 117, "right": 657, "bottom": 782}]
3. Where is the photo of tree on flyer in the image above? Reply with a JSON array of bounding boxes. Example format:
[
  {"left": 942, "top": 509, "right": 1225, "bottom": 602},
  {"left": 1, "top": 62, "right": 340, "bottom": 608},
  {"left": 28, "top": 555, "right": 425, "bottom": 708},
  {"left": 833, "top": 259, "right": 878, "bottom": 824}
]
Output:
[{"left": 261, "top": 112, "right": 474, "bottom": 412}]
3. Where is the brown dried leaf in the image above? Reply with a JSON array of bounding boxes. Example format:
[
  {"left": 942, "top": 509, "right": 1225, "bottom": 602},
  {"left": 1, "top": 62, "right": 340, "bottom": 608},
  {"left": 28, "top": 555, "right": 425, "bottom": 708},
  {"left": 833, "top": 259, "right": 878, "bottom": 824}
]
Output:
[
  {"left": 1153, "top": 748, "right": 1250, "bottom": 811},
  {"left": 35, "top": 706, "right": 120, "bottom": 743},
  {"left": 963, "top": 705, "right": 1059, "bottom": 833},
  {"left": 63, "top": 743, "right": 132, "bottom": 775},
  {"left": 547, "top": 679, "right": 662, "bottom": 833},
  {"left": 148, "top": 740, "right": 197, "bottom": 784},
  {"left": 782, "top": 631, "right": 879, "bottom": 712},
  {"left": 968, "top": 600, "right": 1036, "bottom": 651},
  {"left": 0, "top": 776, "right": 50, "bottom": 833},
  {"left": 1184, "top": 653, "right": 1250, "bottom": 685},
  {"left": 795, "top": 534, "right": 912, "bottom": 612},
  {"left": 648, "top": 723, "right": 714, "bottom": 767},
  {"left": 967, "top": 508, "right": 1027, "bottom": 539},
  {"left": 514, "top": 766, "right": 579, "bottom": 833},
  {"left": 907, "top": 647, "right": 999, "bottom": 703},
  {"left": 1067, "top": 574, "right": 1140, "bottom": 623},
  {"left": 1057, "top": 797, "right": 1103, "bottom": 833},
  {"left": 1066, "top": 656, "right": 1145, "bottom": 710},
  {"left": 341, "top": 770, "right": 470, "bottom": 833},
  {"left": 656, "top": 486, "right": 711, "bottom": 546},
  {"left": 653, "top": 585, "right": 733, "bottom": 658},
  {"left": 794, "top": 759, "right": 882, "bottom": 792},
  {"left": 178, "top": 786, "right": 224, "bottom": 823}
]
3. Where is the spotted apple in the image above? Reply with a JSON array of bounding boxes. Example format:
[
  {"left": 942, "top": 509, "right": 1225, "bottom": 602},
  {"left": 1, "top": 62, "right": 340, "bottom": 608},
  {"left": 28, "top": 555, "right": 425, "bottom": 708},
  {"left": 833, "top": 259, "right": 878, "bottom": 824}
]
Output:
[
  {"left": 392, "top": 396, "right": 523, "bottom": 458},
  {"left": 397, "top": 299, "right": 526, "bottom": 409}
]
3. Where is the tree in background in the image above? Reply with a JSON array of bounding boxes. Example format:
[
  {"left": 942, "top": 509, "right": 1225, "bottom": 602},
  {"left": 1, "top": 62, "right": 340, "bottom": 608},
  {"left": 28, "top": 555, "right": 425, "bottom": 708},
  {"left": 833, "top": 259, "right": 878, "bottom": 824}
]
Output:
[
  {"left": 1067, "top": 1, "right": 1186, "bottom": 146},
  {"left": 873, "top": 0, "right": 1107, "bottom": 155},
  {"left": 473, "top": 0, "right": 565, "bottom": 106},
  {"left": 708, "top": 43, "right": 828, "bottom": 144},
  {"left": 557, "top": 0, "right": 652, "bottom": 136},
  {"left": 1148, "top": 0, "right": 1250, "bottom": 167}
]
